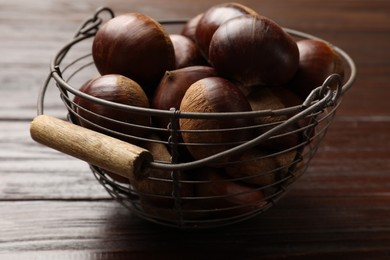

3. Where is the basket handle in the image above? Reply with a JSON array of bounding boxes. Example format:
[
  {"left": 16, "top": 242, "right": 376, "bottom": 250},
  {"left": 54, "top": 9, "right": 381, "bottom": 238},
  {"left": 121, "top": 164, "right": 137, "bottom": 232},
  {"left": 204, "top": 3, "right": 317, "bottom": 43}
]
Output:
[{"left": 30, "top": 115, "right": 152, "bottom": 182}]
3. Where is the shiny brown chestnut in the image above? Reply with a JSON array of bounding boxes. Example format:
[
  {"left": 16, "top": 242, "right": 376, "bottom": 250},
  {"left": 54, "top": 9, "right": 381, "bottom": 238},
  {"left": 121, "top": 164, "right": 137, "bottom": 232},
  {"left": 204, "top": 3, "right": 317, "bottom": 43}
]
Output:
[
  {"left": 209, "top": 14, "right": 299, "bottom": 87},
  {"left": 92, "top": 13, "right": 175, "bottom": 97},
  {"left": 73, "top": 74, "right": 150, "bottom": 143},
  {"left": 179, "top": 77, "right": 253, "bottom": 161},
  {"left": 288, "top": 39, "right": 345, "bottom": 99},
  {"left": 181, "top": 13, "right": 203, "bottom": 42},
  {"left": 195, "top": 2, "right": 257, "bottom": 59},
  {"left": 169, "top": 34, "right": 207, "bottom": 69},
  {"left": 72, "top": 78, "right": 94, "bottom": 125},
  {"left": 151, "top": 66, "right": 217, "bottom": 129}
]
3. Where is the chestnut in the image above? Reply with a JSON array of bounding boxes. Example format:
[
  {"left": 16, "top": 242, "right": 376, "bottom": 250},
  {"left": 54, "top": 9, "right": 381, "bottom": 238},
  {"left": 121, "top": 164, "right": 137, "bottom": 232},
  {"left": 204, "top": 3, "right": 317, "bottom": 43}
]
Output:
[
  {"left": 288, "top": 39, "right": 345, "bottom": 99},
  {"left": 280, "top": 152, "right": 306, "bottom": 187},
  {"left": 195, "top": 2, "right": 257, "bottom": 59},
  {"left": 224, "top": 148, "right": 299, "bottom": 191},
  {"left": 72, "top": 78, "right": 94, "bottom": 125},
  {"left": 247, "top": 86, "right": 309, "bottom": 151},
  {"left": 275, "top": 149, "right": 304, "bottom": 186},
  {"left": 169, "top": 34, "right": 207, "bottom": 69},
  {"left": 179, "top": 77, "right": 253, "bottom": 161},
  {"left": 193, "top": 167, "right": 266, "bottom": 218},
  {"left": 73, "top": 74, "right": 150, "bottom": 143},
  {"left": 224, "top": 147, "right": 279, "bottom": 187},
  {"left": 151, "top": 66, "right": 217, "bottom": 129},
  {"left": 92, "top": 13, "right": 176, "bottom": 97},
  {"left": 209, "top": 14, "right": 299, "bottom": 87},
  {"left": 181, "top": 13, "right": 203, "bottom": 42},
  {"left": 152, "top": 66, "right": 218, "bottom": 162},
  {"left": 133, "top": 134, "right": 193, "bottom": 208}
]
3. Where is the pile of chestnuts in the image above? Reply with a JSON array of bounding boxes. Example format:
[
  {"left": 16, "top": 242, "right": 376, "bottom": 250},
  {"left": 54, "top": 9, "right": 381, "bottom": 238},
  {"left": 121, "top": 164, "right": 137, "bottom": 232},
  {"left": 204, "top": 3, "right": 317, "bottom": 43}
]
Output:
[{"left": 73, "top": 2, "right": 344, "bottom": 220}]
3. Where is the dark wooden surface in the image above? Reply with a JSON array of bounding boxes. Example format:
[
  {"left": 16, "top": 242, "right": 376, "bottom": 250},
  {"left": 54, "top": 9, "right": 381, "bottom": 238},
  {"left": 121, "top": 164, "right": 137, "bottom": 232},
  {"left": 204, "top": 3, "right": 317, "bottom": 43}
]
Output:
[{"left": 1, "top": 0, "right": 390, "bottom": 259}]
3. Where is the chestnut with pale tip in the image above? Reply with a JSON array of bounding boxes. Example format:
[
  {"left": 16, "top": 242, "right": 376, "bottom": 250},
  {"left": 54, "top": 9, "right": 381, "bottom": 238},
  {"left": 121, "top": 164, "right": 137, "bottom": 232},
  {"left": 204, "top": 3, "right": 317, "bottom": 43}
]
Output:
[
  {"left": 246, "top": 86, "right": 310, "bottom": 151},
  {"left": 92, "top": 13, "right": 176, "bottom": 97},
  {"left": 179, "top": 77, "right": 254, "bottom": 162},
  {"left": 152, "top": 66, "right": 217, "bottom": 129},
  {"left": 195, "top": 2, "right": 258, "bottom": 60},
  {"left": 73, "top": 74, "right": 151, "bottom": 143},
  {"left": 209, "top": 14, "right": 299, "bottom": 87}
]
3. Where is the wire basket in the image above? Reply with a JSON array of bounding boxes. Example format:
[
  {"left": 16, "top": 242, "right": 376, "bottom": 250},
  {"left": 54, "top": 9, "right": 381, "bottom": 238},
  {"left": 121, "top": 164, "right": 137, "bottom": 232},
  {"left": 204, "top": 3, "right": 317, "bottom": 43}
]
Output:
[{"left": 33, "top": 7, "right": 356, "bottom": 229}]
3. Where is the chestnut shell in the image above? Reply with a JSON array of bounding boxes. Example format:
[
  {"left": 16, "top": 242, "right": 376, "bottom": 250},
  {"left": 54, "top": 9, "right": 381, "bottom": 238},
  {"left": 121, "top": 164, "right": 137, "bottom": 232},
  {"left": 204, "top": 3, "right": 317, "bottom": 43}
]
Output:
[
  {"left": 288, "top": 39, "right": 345, "bottom": 99},
  {"left": 195, "top": 2, "right": 258, "bottom": 59},
  {"left": 209, "top": 15, "right": 299, "bottom": 87},
  {"left": 170, "top": 34, "right": 207, "bottom": 69},
  {"left": 246, "top": 86, "right": 310, "bottom": 151},
  {"left": 192, "top": 167, "right": 265, "bottom": 218},
  {"left": 179, "top": 77, "right": 253, "bottom": 161},
  {"left": 73, "top": 74, "right": 150, "bottom": 143},
  {"left": 133, "top": 134, "right": 194, "bottom": 208},
  {"left": 152, "top": 65, "right": 217, "bottom": 129},
  {"left": 92, "top": 13, "right": 176, "bottom": 97},
  {"left": 181, "top": 13, "right": 203, "bottom": 42}
]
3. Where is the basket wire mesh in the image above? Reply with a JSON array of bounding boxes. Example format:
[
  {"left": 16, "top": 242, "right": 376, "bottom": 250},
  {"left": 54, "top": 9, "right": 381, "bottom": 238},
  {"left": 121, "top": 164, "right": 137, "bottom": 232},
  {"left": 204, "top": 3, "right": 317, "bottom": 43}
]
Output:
[{"left": 37, "top": 7, "right": 356, "bottom": 229}]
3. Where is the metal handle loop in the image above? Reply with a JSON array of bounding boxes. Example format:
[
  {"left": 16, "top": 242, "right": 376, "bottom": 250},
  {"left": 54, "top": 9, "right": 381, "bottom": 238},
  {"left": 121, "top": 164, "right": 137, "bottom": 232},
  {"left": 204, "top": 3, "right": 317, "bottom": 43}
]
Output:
[
  {"left": 74, "top": 7, "right": 115, "bottom": 38},
  {"left": 302, "top": 73, "right": 343, "bottom": 108}
]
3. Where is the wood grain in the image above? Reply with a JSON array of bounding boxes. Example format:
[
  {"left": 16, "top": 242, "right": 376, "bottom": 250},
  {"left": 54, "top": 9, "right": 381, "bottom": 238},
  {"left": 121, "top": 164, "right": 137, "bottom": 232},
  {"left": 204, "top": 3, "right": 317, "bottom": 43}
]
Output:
[{"left": 1, "top": 0, "right": 390, "bottom": 258}]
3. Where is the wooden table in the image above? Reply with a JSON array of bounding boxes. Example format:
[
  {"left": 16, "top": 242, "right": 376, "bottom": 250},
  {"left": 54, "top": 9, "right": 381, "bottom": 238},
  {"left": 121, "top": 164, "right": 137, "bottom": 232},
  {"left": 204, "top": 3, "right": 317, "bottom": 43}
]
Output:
[{"left": 1, "top": 0, "right": 389, "bottom": 258}]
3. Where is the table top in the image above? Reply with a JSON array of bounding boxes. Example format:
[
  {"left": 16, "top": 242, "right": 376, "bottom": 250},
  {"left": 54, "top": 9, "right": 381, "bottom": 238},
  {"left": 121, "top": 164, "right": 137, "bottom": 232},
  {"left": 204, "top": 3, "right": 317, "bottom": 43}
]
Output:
[{"left": 1, "top": 0, "right": 390, "bottom": 259}]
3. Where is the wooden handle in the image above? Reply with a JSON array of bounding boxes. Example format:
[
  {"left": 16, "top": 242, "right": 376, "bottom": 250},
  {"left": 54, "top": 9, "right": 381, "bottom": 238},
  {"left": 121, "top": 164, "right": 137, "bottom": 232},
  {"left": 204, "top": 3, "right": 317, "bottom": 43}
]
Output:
[{"left": 30, "top": 115, "right": 152, "bottom": 181}]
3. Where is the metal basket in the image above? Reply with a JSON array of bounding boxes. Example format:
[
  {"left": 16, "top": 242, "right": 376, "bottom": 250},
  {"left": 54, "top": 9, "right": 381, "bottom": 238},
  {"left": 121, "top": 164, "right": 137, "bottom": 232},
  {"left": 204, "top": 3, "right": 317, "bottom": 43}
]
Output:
[{"left": 34, "top": 7, "right": 356, "bottom": 229}]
